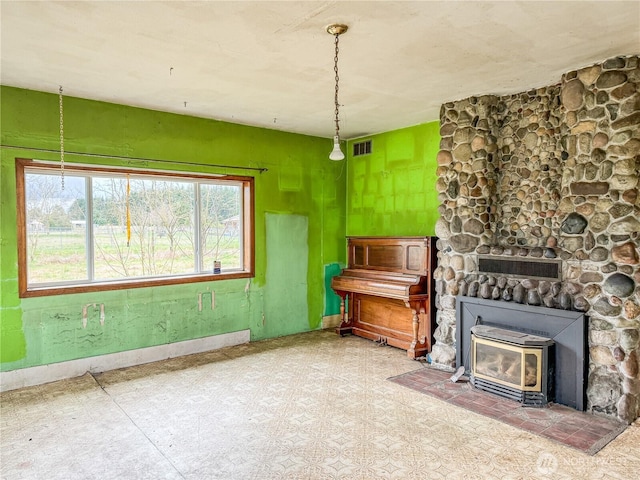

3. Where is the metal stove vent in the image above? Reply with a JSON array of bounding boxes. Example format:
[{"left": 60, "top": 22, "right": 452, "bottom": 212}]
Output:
[{"left": 477, "top": 255, "right": 561, "bottom": 281}]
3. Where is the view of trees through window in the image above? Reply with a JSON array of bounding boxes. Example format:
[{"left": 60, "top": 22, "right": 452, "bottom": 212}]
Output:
[{"left": 23, "top": 164, "right": 246, "bottom": 288}]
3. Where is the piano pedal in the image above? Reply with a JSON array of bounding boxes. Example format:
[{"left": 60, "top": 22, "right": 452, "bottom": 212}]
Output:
[{"left": 376, "top": 336, "right": 388, "bottom": 346}]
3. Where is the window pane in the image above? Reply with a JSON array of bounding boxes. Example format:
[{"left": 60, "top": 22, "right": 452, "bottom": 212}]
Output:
[
  {"left": 92, "top": 176, "right": 196, "bottom": 280},
  {"left": 19, "top": 159, "right": 253, "bottom": 296},
  {"left": 25, "top": 172, "right": 88, "bottom": 284},
  {"left": 200, "top": 182, "right": 242, "bottom": 272}
]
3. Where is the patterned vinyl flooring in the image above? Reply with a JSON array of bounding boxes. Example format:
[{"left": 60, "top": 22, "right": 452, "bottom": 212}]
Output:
[{"left": 1, "top": 330, "right": 639, "bottom": 479}]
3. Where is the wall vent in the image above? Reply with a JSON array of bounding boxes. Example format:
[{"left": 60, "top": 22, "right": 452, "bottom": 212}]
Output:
[
  {"left": 353, "top": 140, "right": 372, "bottom": 156},
  {"left": 477, "top": 255, "right": 561, "bottom": 281}
]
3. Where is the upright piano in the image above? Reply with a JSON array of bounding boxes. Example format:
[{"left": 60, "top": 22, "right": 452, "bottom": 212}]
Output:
[{"left": 331, "top": 236, "right": 438, "bottom": 359}]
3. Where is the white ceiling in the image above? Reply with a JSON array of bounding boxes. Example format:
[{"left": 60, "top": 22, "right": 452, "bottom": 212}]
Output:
[{"left": 1, "top": 1, "right": 639, "bottom": 140}]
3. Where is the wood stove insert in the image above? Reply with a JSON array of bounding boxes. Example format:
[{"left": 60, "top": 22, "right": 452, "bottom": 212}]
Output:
[
  {"left": 456, "top": 297, "right": 587, "bottom": 410},
  {"left": 470, "top": 325, "right": 554, "bottom": 407}
]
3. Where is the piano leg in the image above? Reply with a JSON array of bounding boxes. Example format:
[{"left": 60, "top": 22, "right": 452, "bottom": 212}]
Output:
[
  {"left": 335, "top": 292, "right": 352, "bottom": 336},
  {"left": 406, "top": 302, "right": 428, "bottom": 359}
]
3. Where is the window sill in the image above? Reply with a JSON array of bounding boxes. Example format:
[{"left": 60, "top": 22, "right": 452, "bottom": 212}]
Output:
[{"left": 20, "top": 271, "right": 253, "bottom": 298}]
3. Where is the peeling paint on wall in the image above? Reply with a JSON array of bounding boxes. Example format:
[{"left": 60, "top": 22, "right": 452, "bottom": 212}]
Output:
[
  {"left": 81, "top": 303, "right": 105, "bottom": 328},
  {"left": 197, "top": 292, "right": 215, "bottom": 312}
]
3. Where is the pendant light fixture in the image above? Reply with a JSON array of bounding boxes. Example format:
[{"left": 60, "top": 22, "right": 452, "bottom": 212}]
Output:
[{"left": 326, "top": 23, "right": 348, "bottom": 161}]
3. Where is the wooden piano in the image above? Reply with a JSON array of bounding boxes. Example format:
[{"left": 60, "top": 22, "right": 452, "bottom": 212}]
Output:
[{"left": 331, "top": 236, "right": 438, "bottom": 359}]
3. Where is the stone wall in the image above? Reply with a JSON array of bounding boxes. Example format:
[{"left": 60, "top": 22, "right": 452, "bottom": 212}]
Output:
[{"left": 432, "top": 55, "right": 640, "bottom": 423}]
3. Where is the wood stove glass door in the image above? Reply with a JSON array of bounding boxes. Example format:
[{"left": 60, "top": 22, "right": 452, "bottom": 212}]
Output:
[{"left": 472, "top": 335, "right": 542, "bottom": 392}]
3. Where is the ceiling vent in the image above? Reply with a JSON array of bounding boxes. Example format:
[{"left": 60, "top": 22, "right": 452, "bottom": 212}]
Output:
[{"left": 353, "top": 140, "right": 372, "bottom": 157}]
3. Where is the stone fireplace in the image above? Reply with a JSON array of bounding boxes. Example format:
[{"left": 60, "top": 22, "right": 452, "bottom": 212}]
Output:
[{"left": 431, "top": 55, "right": 640, "bottom": 423}]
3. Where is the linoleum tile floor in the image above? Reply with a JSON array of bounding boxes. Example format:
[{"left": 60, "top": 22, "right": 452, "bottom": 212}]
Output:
[{"left": 1, "top": 330, "right": 638, "bottom": 480}]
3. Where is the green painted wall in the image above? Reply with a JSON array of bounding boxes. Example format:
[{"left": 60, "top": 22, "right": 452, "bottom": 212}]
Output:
[
  {"left": 346, "top": 122, "right": 441, "bottom": 236},
  {"left": 263, "top": 213, "right": 309, "bottom": 338},
  {"left": 0, "top": 86, "right": 347, "bottom": 370}
]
